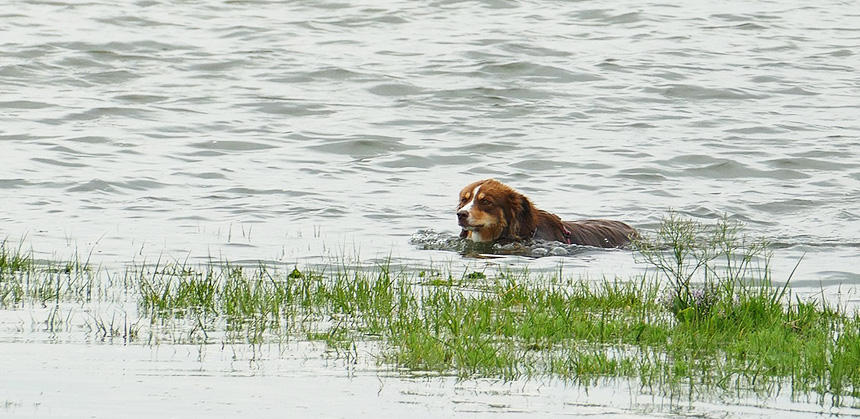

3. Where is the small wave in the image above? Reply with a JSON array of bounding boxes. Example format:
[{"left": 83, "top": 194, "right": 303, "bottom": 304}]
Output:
[
  {"left": 571, "top": 9, "right": 645, "bottom": 24},
  {"left": 308, "top": 67, "right": 373, "bottom": 81},
  {"left": 685, "top": 160, "right": 809, "bottom": 180},
  {"left": 652, "top": 84, "right": 764, "bottom": 100},
  {"left": 0, "top": 100, "right": 52, "bottom": 109},
  {"left": 63, "top": 106, "right": 154, "bottom": 121},
  {"left": 82, "top": 69, "right": 140, "bottom": 84},
  {"left": 773, "top": 86, "right": 819, "bottom": 96},
  {"left": 188, "top": 59, "right": 246, "bottom": 72},
  {"left": 510, "top": 159, "right": 579, "bottom": 171},
  {"left": 764, "top": 157, "right": 858, "bottom": 171},
  {"left": 53, "top": 40, "right": 189, "bottom": 54},
  {"left": 67, "top": 179, "right": 118, "bottom": 193},
  {"left": 434, "top": 86, "right": 559, "bottom": 101},
  {"left": 32, "top": 157, "right": 87, "bottom": 168},
  {"left": 0, "top": 178, "right": 33, "bottom": 189},
  {"left": 305, "top": 135, "right": 418, "bottom": 158},
  {"left": 655, "top": 156, "right": 811, "bottom": 180},
  {"left": 112, "top": 94, "right": 169, "bottom": 104},
  {"left": 477, "top": 61, "right": 603, "bottom": 82},
  {"left": 241, "top": 100, "right": 335, "bottom": 117},
  {"left": 189, "top": 140, "right": 277, "bottom": 152},
  {"left": 65, "top": 178, "right": 169, "bottom": 194},
  {"left": 367, "top": 83, "right": 425, "bottom": 97},
  {"left": 216, "top": 187, "right": 313, "bottom": 197}
]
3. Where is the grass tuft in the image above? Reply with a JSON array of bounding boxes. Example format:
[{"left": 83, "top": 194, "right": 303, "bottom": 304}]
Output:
[{"left": 0, "top": 239, "right": 33, "bottom": 273}]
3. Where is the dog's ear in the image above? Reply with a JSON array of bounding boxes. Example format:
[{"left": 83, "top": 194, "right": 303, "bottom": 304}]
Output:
[{"left": 506, "top": 192, "right": 536, "bottom": 240}]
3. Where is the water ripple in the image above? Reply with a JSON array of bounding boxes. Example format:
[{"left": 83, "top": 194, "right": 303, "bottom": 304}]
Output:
[{"left": 0, "top": 0, "right": 857, "bottom": 291}]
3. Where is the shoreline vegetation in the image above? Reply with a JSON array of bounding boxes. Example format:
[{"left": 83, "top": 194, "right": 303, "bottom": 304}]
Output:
[{"left": 0, "top": 217, "right": 858, "bottom": 407}]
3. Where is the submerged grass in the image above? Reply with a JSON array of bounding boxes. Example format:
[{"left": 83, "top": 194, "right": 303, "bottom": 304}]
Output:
[
  {"left": 128, "top": 258, "right": 859, "bottom": 404},
  {"left": 0, "top": 217, "right": 858, "bottom": 406},
  {"left": 0, "top": 242, "right": 100, "bottom": 308},
  {"left": 0, "top": 239, "right": 33, "bottom": 273}
]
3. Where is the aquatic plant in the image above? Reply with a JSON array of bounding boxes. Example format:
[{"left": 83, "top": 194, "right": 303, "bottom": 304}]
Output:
[
  {"left": 0, "top": 240, "right": 102, "bottom": 308},
  {"left": 127, "top": 253, "right": 858, "bottom": 404},
  {"left": 0, "top": 239, "right": 33, "bottom": 274},
  {"left": 632, "top": 214, "right": 792, "bottom": 321},
  {"left": 0, "top": 217, "right": 858, "bottom": 406}
]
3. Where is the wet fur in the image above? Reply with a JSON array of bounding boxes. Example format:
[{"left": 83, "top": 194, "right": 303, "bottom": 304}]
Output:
[{"left": 456, "top": 179, "right": 636, "bottom": 248}]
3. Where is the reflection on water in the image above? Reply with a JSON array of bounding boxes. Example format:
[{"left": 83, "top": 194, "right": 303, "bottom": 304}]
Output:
[{"left": 4, "top": 341, "right": 856, "bottom": 418}]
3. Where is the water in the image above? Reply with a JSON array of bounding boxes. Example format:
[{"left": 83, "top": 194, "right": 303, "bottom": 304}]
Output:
[
  {"left": 3, "top": 343, "right": 852, "bottom": 418},
  {"left": 2, "top": 0, "right": 859, "bottom": 416}
]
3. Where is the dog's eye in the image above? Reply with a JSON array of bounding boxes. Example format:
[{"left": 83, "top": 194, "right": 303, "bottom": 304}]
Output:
[{"left": 480, "top": 198, "right": 492, "bottom": 206}]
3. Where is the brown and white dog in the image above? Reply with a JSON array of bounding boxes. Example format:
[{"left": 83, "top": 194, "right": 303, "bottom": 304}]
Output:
[{"left": 456, "top": 179, "right": 636, "bottom": 248}]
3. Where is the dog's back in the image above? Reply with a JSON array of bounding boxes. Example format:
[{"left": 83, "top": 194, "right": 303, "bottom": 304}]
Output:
[
  {"left": 531, "top": 210, "right": 635, "bottom": 248},
  {"left": 561, "top": 220, "right": 637, "bottom": 248}
]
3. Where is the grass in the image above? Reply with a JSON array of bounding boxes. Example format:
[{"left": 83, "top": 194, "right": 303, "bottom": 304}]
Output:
[
  {"left": 0, "top": 239, "right": 33, "bottom": 273},
  {"left": 0, "top": 217, "right": 858, "bottom": 407}
]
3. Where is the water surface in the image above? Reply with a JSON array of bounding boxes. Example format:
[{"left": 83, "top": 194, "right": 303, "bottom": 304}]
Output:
[{"left": 1, "top": 0, "right": 859, "bottom": 416}]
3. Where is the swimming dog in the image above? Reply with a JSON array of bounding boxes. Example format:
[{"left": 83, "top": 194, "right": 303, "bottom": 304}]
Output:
[{"left": 456, "top": 179, "right": 636, "bottom": 248}]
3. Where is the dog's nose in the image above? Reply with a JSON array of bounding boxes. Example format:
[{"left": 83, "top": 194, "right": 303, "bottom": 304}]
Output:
[{"left": 457, "top": 210, "right": 468, "bottom": 221}]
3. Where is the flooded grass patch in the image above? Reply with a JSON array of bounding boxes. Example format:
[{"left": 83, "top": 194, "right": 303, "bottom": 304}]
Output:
[
  {"left": 0, "top": 239, "right": 33, "bottom": 274},
  {"left": 0, "top": 217, "right": 858, "bottom": 408}
]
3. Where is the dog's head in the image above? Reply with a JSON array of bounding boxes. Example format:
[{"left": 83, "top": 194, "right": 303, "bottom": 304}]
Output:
[{"left": 456, "top": 179, "right": 536, "bottom": 242}]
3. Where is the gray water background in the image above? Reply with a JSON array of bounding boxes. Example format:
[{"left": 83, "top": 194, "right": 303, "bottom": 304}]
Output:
[
  {"left": 2, "top": 1, "right": 860, "bottom": 416},
  {"left": 3, "top": 0, "right": 859, "bottom": 284}
]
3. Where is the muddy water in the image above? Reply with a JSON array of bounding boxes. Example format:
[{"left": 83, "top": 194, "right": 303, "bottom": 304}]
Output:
[{"left": 1, "top": 0, "right": 859, "bottom": 416}]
